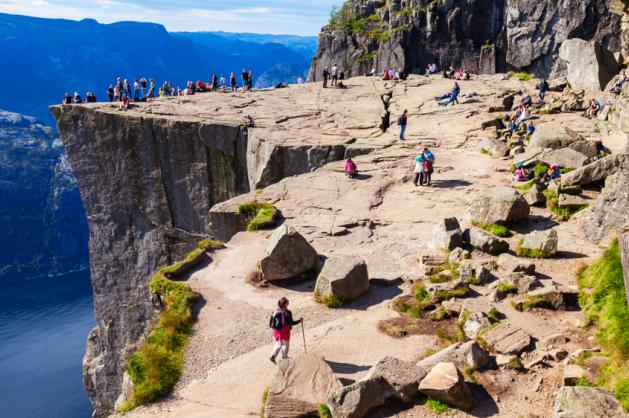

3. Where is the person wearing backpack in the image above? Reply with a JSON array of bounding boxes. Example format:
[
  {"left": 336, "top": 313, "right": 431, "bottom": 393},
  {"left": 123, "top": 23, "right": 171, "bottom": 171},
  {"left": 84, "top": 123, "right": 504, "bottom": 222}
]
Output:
[
  {"left": 269, "top": 297, "right": 303, "bottom": 363},
  {"left": 398, "top": 109, "right": 408, "bottom": 140}
]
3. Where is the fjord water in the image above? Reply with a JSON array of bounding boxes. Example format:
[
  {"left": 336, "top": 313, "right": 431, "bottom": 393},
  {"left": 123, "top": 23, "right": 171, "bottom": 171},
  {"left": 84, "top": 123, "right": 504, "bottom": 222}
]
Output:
[{"left": 0, "top": 270, "right": 94, "bottom": 418}]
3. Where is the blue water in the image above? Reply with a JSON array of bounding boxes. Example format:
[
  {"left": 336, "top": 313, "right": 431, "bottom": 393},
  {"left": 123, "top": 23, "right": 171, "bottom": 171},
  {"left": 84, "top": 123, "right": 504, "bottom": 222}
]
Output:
[{"left": 0, "top": 270, "right": 95, "bottom": 418}]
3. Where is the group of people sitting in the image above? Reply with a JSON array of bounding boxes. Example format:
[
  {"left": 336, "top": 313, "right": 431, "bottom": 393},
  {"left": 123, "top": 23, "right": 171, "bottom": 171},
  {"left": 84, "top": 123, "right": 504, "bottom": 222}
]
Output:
[
  {"left": 424, "top": 63, "right": 438, "bottom": 76},
  {"left": 502, "top": 95, "right": 535, "bottom": 134},
  {"left": 435, "top": 82, "right": 460, "bottom": 106},
  {"left": 513, "top": 163, "right": 561, "bottom": 183},
  {"left": 443, "top": 66, "right": 470, "bottom": 80},
  {"left": 62, "top": 91, "right": 97, "bottom": 104}
]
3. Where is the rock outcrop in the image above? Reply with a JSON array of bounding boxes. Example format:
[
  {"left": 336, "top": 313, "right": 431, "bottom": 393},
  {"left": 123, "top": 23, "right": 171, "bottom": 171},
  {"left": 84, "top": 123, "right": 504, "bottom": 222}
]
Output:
[
  {"left": 314, "top": 255, "right": 369, "bottom": 302},
  {"left": 552, "top": 386, "right": 629, "bottom": 418},
  {"left": 419, "top": 362, "right": 473, "bottom": 410},
  {"left": 559, "top": 38, "right": 619, "bottom": 92},
  {"left": 586, "top": 164, "right": 629, "bottom": 242},
  {"left": 309, "top": 0, "right": 623, "bottom": 80},
  {"left": 261, "top": 225, "right": 320, "bottom": 281},
  {"left": 471, "top": 187, "right": 529, "bottom": 225}
]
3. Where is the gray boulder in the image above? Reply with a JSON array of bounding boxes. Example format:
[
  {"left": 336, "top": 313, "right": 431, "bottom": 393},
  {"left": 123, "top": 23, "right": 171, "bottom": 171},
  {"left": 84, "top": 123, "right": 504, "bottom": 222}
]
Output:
[
  {"left": 528, "top": 286, "right": 565, "bottom": 310},
  {"left": 538, "top": 147, "right": 589, "bottom": 169},
  {"left": 480, "top": 137, "right": 508, "bottom": 158},
  {"left": 552, "top": 386, "right": 629, "bottom": 418},
  {"left": 432, "top": 218, "right": 463, "bottom": 250},
  {"left": 569, "top": 140, "right": 599, "bottom": 158},
  {"left": 417, "top": 341, "right": 489, "bottom": 371},
  {"left": 561, "top": 154, "right": 627, "bottom": 187},
  {"left": 462, "top": 312, "right": 492, "bottom": 339},
  {"left": 364, "top": 357, "right": 427, "bottom": 403},
  {"left": 586, "top": 163, "right": 629, "bottom": 243},
  {"left": 548, "top": 77, "right": 568, "bottom": 91},
  {"left": 459, "top": 259, "right": 491, "bottom": 283},
  {"left": 504, "top": 272, "right": 541, "bottom": 293},
  {"left": 529, "top": 122, "right": 584, "bottom": 150},
  {"left": 518, "top": 229, "right": 558, "bottom": 258},
  {"left": 419, "top": 362, "right": 473, "bottom": 410},
  {"left": 559, "top": 39, "right": 619, "bottom": 92},
  {"left": 497, "top": 253, "right": 536, "bottom": 274},
  {"left": 482, "top": 322, "right": 532, "bottom": 355},
  {"left": 470, "top": 187, "right": 529, "bottom": 225},
  {"left": 448, "top": 247, "right": 470, "bottom": 264},
  {"left": 265, "top": 354, "right": 342, "bottom": 418},
  {"left": 464, "top": 228, "right": 509, "bottom": 255},
  {"left": 314, "top": 255, "right": 369, "bottom": 303},
  {"left": 525, "top": 182, "right": 546, "bottom": 206},
  {"left": 558, "top": 194, "right": 588, "bottom": 208},
  {"left": 261, "top": 225, "right": 319, "bottom": 281}
]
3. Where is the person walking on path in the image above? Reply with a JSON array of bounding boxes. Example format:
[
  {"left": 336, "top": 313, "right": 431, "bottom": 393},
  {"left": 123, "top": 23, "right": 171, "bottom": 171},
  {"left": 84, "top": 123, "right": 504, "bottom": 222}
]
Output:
[
  {"left": 269, "top": 297, "right": 303, "bottom": 363},
  {"left": 322, "top": 66, "right": 329, "bottom": 88},
  {"left": 398, "top": 109, "right": 408, "bottom": 140}
]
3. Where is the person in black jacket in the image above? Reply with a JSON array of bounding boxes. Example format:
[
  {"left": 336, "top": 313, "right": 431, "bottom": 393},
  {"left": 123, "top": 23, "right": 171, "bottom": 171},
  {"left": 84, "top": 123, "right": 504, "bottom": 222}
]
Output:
[
  {"left": 322, "top": 66, "right": 329, "bottom": 88},
  {"left": 269, "top": 297, "right": 303, "bottom": 363}
]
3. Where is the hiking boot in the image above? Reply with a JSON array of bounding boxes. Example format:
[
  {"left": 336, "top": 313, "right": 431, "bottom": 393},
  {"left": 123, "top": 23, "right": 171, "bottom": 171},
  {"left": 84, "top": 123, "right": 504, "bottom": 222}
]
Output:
[{"left": 269, "top": 356, "right": 276, "bottom": 364}]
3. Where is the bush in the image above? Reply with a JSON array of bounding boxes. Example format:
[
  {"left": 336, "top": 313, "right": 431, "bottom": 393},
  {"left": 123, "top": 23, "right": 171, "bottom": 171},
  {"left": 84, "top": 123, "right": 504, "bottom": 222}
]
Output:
[
  {"left": 238, "top": 201, "right": 277, "bottom": 231},
  {"left": 487, "top": 307, "right": 501, "bottom": 323},
  {"left": 471, "top": 220, "right": 510, "bottom": 237},
  {"left": 514, "top": 181, "right": 534, "bottom": 192},
  {"left": 425, "top": 397, "right": 450, "bottom": 414},
  {"left": 497, "top": 282, "right": 518, "bottom": 293},
  {"left": 318, "top": 403, "right": 333, "bottom": 418}
]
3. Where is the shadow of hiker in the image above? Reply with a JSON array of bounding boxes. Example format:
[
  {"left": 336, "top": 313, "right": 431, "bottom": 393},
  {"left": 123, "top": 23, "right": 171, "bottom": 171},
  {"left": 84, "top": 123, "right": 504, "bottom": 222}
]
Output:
[
  {"left": 430, "top": 179, "right": 472, "bottom": 188},
  {"left": 353, "top": 173, "right": 373, "bottom": 180},
  {"left": 325, "top": 360, "right": 371, "bottom": 375}
]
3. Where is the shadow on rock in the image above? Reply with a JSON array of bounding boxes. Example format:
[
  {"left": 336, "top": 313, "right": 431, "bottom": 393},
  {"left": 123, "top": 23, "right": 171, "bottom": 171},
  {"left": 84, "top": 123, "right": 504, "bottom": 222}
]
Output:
[
  {"left": 510, "top": 215, "right": 559, "bottom": 234},
  {"left": 430, "top": 179, "right": 472, "bottom": 188},
  {"left": 325, "top": 360, "right": 371, "bottom": 376},
  {"left": 467, "top": 383, "right": 500, "bottom": 417},
  {"left": 344, "top": 285, "right": 403, "bottom": 311}
]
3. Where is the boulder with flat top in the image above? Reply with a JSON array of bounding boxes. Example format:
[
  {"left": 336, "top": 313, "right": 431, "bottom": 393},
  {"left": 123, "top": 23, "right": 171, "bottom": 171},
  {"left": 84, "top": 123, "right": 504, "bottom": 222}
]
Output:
[
  {"left": 314, "top": 255, "right": 369, "bottom": 303},
  {"left": 529, "top": 122, "right": 584, "bottom": 150},
  {"left": 261, "top": 225, "right": 319, "bottom": 281},
  {"left": 419, "top": 362, "right": 473, "bottom": 410},
  {"left": 470, "top": 187, "right": 529, "bottom": 225}
]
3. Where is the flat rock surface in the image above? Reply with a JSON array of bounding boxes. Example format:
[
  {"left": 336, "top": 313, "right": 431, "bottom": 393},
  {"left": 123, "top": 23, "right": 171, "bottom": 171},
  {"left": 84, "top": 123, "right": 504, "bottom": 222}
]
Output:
[{"left": 482, "top": 322, "right": 532, "bottom": 355}]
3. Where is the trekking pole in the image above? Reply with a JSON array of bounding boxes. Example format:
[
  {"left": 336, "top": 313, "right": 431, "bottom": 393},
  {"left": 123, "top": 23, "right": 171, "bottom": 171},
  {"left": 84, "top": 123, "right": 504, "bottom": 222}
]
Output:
[{"left": 301, "top": 321, "right": 307, "bottom": 354}]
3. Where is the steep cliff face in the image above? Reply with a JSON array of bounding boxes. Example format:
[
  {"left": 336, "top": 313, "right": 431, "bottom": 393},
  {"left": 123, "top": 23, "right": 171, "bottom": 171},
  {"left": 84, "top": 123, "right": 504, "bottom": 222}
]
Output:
[
  {"left": 51, "top": 106, "right": 249, "bottom": 416},
  {"left": 0, "top": 109, "right": 87, "bottom": 282},
  {"left": 309, "top": 0, "right": 623, "bottom": 80}
]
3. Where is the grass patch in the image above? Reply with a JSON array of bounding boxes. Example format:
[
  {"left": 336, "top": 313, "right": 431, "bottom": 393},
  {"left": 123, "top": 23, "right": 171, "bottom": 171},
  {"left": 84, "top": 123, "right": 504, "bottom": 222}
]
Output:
[
  {"left": 429, "top": 306, "right": 448, "bottom": 321},
  {"left": 471, "top": 220, "right": 510, "bottom": 237},
  {"left": 533, "top": 163, "right": 549, "bottom": 178},
  {"left": 497, "top": 282, "right": 518, "bottom": 293},
  {"left": 513, "top": 295, "right": 553, "bottom": 311},
  {"left": 261, "top": 386, "right": 270, "bottom": 417},
  {"left": 539, "top": 108, "right": 557, "bottom": 115},
  {"left": 516, "top": 238, "right": 554, "bottom": 259},
  {"left": 425, "top": 397, "right": 450, "bottom": 414},
  {"left": 514, "top": 181, "right": 534, "bottom": 192},
  {"left": 314, "top": 291, "right": 344, "bottom": 308},
  {"left": 434, "top": 286, "right": 470, "bottom": 302},
  {"left": 578, "top": 239, "right": 629, "bottom": 410},
  {"left": 576, "top": 376, "right": 596, "bottom": 387},
  {"left": 464, "top": 366, "right": 477, "bottom": 383},
  {"left": 487, "top": 307, "right": 501, "bottom": 323},
  {"left": 509, "top": 71, "right": 534, "bottom": 81},
  {"left": 507, "top": 356, "right": 524, "bottom": 369},
  {"left": 428, "top": 273, "right": 455, "bottom": 283},
  {"left": 318, "top": 403, "right": 332, "bottom": 418},
  {"left": 121, "top": 239, "right": 224, "bottom": 411},
  {"left": 541, "top": 190, "right": 587, "bottom": 221},
  {"left": 481, "top": 147, "right": 492, "bottom": 156},
  {"left": 238, "top": 201, "right": 277, "bottom": 231},
  {"left": 576, "top": 350, "right": 594, "bottom": 366}
]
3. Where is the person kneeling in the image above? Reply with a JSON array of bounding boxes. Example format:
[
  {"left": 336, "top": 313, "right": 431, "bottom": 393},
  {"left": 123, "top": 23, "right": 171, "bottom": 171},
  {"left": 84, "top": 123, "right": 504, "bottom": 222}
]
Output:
[{"left": 345, "top": 158, "right": 358, "bottom": 178}]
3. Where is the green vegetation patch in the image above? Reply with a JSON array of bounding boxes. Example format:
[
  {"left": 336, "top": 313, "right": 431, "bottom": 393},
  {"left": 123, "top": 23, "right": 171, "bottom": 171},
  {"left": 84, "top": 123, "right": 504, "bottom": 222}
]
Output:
[
  {"left": 261, "top": 386, "right": 270, "bottom": 418},
  {"left": 514, "top": 181, "right": 534, "bottom": 192},
  {"left": 516, "top": 239, "right": 554, "bottom": 259},
  {"left": 480, "top": 147, "right": 492, "bottom": 156},
  {"left": 487, "top": 307, "right": 501, "bottom": 323},
  {"left": 121, "top": 239, "right": 224, "bottom": 411},
  {"left": 497, "top": 282, "right": 518, "bottom": 294},
  {"left": 542, "top": 190, "right": 587, "bottom": 221},
  {"left": 434, "top": 286, "right": 470, "bottom": 302},
  {"left": 509, "top": 71, "right": 534, "bottom": 81},
  {"left": 578, "top": 239, "right": 629, "bottom": 410},
  {"left": 318, "top": 403, "right": 332, "bottom": 418},
  {"left": 533, "top": 163, "right": 549, "bottom": 178},
  {"left": 425, "top": 397, "right": 451, "bottom": 414},
  {"left": 314, "top": 291, "right": 345, "bottom": 309},
  {"left": 513, "top": 295, "right": 553, "bottom": 311},
  {"left": 539, "top": 108, "right": 557, "bottom": 115},
  {"left": 471, "top": 220, "right": 510, "bottom": 237},
  {"left": 238, "top": 201, "right": 277, "bottom": 231}
]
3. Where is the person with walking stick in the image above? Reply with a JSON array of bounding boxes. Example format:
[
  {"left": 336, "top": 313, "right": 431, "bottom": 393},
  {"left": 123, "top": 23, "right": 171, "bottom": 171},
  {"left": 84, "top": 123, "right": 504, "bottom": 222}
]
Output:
[{"left": 269, "top": 297, "right": 303, "bottom": 363}]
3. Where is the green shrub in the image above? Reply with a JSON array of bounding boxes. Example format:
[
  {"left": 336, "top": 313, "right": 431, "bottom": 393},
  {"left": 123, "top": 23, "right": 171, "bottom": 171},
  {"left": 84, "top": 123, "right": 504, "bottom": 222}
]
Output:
[
  {"left": 533, "top": 163, "right": 549, "bottom": 178},
  {"left": 415, "top": 284, "right": 431, "bottom": 301},
  {"left": 425, "top": 397, "right": 450, "bottom": 414},
  {"left": 542, "top": 190, "right": 587, "bottom": 221},
  {"left": 497, "top": 282, "right": 518, "bottom": 293},
  {"left": 471, "top": 220, "right": 510, "bottom": 237},
  {"left": 121, "top": 239, "right": 224, "bottom": 411},
  {"left": 615, "top": 379, "right": 629, "bottom": 411},
  {"left": 428, "top": 273, "right": 455, "bottom": 283},
  {"left": 514, "top": 181, "right": 534, "bottom": 192},
  {"left": 238, "top": 201, "right": 277, "bottom": 231},
  {"left": 434, "top": 286, "right": 470, "bottom": 302},
  {"left": 318, "top": 403, "right": 332, "bottom": 418},
  {"left": 509, "top": 72, "right": 534, "bottom": 81},
  {"left": 314, "top": 291, "right": 344, "bottom": 308}
]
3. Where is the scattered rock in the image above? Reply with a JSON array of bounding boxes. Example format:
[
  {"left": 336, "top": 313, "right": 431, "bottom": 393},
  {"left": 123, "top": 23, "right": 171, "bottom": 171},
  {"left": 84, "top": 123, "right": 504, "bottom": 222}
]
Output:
[
  {"left": 547, "top": 348, "right": 569, "bottom": 361},
  {"left": 558, "top": 194, "right": 588, "bottom": 208},
  {"left": 525, "top": 182, "right": 546, "bottom": 206},
  {"left": 265, "top": 354, "right": 343, "bottom": 418},
  {"left": 548, "top": 77, "right": 568, "bottom": 91},
  {"left": 441, "top": 299, "right": 464, "bottom": 315},
  {"left": 561, "top": 185, "right": 583, "bottom": 195},
  {"left": 528, "top": 286, "right": 565, "bottom": 309},
  {"left": 540, "top": 333, "right": 570, "bottom": 350},
  {"left": 563, "top": 364, "right": 587, "bottom": 386},
  {"left": 261, "top": 225, "right": 319, "bottom": 281},
  {"left": 432, "top": 218, "right": 464, "bottom": 250},
  {"left": 462, "top": 312, "right": 492, "bottom": 339},
  {"left": 497, "top": 253, "right": 536, "bottom": 274},
  {"left": 417, "top": 341, "right": 489, "bottom": 372},
  {"left": 561, "top": 154, "right": 626, "bottom": 187},
  {"left": 459, "top": 259, "right": 491, "bottom": 283},
  {"left": 482, "top": 322, "right": 532, "bottom": 355},
  {"left": 518, "top": 228, "right": 558, "bottom": 258},
  {"left": 464, "top": 228, "right": 510, "bottom": 255},
  {"left": 529, "top": 122, "right": 584, "bottom": 150},
  {"left": 552, "top": 386, "right": 629, "bottom": 418},
  {"left": 420, "top": 251, "right": 447, "bottom": 276},
  {"left": 470, "top": 187, "right": 530, "bottom": 225},
  {"left": 504, "top": 272, "right": 540, "bottom": 293},
  {"left": 314, "top": 255, "right": 369, "bottom": 303},
  {"left": 559, "top": 38, "right": 619, "bottom": 92},
  {"left": 538, "top": 147, "right": 590, "bottom": 169},
  {"left": 364, "top": 357, "right": 427, "bottom": 403},
  {"left": 495, "top": 354, "right": 516, "bottom": 367},
  {"left": 419, "top": 362, "right": 473, "bottom": 410},
  {"left": 448, "top": 247, "right": 470, "bottom": 264},
  {"left": 480, "top": 137, "right": 508, "bottom": 158}
]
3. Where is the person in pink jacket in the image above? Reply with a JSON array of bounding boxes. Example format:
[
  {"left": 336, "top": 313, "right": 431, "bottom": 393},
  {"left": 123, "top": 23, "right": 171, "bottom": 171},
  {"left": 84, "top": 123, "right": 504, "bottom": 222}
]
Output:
[
  {"left": 345, "top": 158, "right": 358, "bottom": 178},
  {"left": 269, "top": 297, "right": 303, "bottom": 363}
]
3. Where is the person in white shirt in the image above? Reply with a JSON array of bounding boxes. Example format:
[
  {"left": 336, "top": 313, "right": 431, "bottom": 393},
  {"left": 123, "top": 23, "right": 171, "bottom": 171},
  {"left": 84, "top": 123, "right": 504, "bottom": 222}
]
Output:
[{"left": 331, "top": 64, "right": 339, "bottom": 86}]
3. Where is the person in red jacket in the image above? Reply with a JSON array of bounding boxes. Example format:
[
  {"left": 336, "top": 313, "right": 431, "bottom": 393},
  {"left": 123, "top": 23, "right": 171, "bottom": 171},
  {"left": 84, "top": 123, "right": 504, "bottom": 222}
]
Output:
[{"left": 269, "top": 297, "right": 303, "bottom": 363}]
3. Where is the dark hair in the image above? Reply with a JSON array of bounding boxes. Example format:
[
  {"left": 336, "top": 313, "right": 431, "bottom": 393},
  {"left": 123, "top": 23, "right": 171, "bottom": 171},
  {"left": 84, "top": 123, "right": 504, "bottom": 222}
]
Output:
[{"left": 278, "top": 297, "right": 289, "bottom": 309}]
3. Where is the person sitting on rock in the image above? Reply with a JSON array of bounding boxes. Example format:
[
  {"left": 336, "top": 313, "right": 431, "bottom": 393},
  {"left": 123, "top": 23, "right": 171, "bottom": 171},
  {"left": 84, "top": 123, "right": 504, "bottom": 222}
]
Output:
[
  {"left": 609, "top": 69, "right": 627, "bottom": 94},
  {"left": 514, "top": 166, "right": 527, "bottom": 182},
  {"left": 520, "top": 95, "right": 533, "bottom": 108},
  {"left": 515, "top": 104, "right": 529, "bottom": 126},
  {"left": 62, "top": 92, "right": 72, "bottom": 105},
  {"left": 119, "top": 93, "right": 130, "bottom": 111},
  {"left": 368, "top": 67, "right": 377, "bottom": 77},
  {"left": 345, "top": 158, "right": 358, "bottom": 178},
  {"left": 86, "top": 91, "right": 97, "bottom": 103},
  {"left": 584, "top": 98, "right": 601, "bottom": 119},
  {"left": 72, "top": 92, "right": 83, "bottom": 104},
  {"left": 438, "top": 82, "right": 460, "bottom": 106},
  {"left": 269, "top": 297, "right": 303, "bottom": 363}
]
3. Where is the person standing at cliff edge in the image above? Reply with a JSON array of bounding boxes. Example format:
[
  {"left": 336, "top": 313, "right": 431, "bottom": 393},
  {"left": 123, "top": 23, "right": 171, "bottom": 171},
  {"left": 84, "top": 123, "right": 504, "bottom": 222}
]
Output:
[
  {"left": 269, "top": 297, "right": 303, "bottom": 363},
  {"left": 397, "top": 109, "right": 408, "bottom": 140},
  {"left": 331, "top": 64, "right": 339, "bottom": 86},
  {"left": 322, "top": 66, "right": 329, "bottom": 88}
]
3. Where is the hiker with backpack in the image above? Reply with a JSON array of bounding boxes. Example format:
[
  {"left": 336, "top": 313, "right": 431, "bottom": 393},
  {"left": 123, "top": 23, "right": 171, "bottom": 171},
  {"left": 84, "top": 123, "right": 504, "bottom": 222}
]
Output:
[
  {"left": 269, "top": 297, "right": 303, "bottom": 363},
  {"left": 538, "top": 79, "right": 549, "bottom": 102},
  {"left": 397, "top": 109, "right": 408, "bottom": 140}
]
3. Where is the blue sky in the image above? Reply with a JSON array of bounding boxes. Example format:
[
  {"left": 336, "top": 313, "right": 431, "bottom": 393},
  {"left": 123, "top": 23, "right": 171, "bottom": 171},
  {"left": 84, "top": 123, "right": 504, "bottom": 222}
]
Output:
[{"left": 0, "top": 0, "right": 345, "bottom": 35}]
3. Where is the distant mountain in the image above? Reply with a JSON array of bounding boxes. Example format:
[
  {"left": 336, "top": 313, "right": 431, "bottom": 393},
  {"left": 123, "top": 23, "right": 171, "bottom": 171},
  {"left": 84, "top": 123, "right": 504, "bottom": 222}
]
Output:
[{"left": 0, "top": 13, "right": 315, "bottom": 125}]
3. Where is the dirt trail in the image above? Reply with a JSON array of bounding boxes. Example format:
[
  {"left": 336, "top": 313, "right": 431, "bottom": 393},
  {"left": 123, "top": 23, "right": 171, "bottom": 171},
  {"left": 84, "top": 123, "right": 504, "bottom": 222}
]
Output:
[{"left": 124, "top": 75, "right": 610, "bottom": 418}]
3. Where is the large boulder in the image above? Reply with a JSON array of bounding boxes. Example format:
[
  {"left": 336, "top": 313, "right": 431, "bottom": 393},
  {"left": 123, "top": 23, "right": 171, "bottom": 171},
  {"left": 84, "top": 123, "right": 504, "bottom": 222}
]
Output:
[
  {"left": 463, "top": 228, "right": 509, "bottom": 255},
  {"left": 419, "top": 362, "right": 473, "bottom": 410},
  {"left": 518, "top": 229, "right": 558, "bottom": 258},
  {"left": 265, "top": 354, "right": 343, "bottom": 418},
  {"left": 559, "top": 39, "right": 619, "bottom": 93},
  {"left": 314, "top": 255, "right": 369, "bottom": 303},
  {"left": 529, "top": 122, "right": 584, "bottom": 150},
  {"left": 432, "top": 218, "right": 463, "bottom": 250},
  {"left": 480, "top": 137, "right": 508, "bottom": 158},
  {"left": 586, "top": 164, "right": 629, "bottom": 243},
  {"left": 561, "top": 154, "right": 627, "bottom": 187},
  {"left": 261, "top": 225, "right": 319, "bottom": 280},
  {"left": 525, "top": 182, "right": 546, "bottom": 206},
  {"left": 482, "top": 322, "right": 532, "bottom": 355},
  {"left": 538, "top": 147, "right": 590, "bottom": 169},
  {"left": 569, "top": 140, "right": 599, "bottom": 158},
  {"left": 417, "top": 341, "right": 489, "bottom": 371},
  {"left": 552, "top": 386, "right": 629, "bottom": 418},
  {"left": 328, "top": 357, "right": 425, "bottom": 418},
  {"left": 470, "top": 187, "right": 530, "bottom": 225}
]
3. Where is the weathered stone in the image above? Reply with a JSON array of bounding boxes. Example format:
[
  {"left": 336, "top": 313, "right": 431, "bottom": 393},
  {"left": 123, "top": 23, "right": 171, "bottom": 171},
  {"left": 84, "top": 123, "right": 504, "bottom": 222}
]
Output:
[
  {"left": 417, "top": 341, "right": 489, "bottom": 372},
  {"left": 558, "top": 194, "right": 588, "bottom": 208},
  {"left": 470, "top": 187, "right": 530, "bottom": 225},
  {"left": 425, "top": 279, "right": 467, "bottom": 295},
  {"left": 540, "top": 333, "right": 570, "bottom": 349},
  {"left": 261, "top": 225, "right": 319, "bottom": 281},
  {"left": 464, "top": 228, "right": 510, "bottom": 255},
  {"left": 561, "top": 185, "right": 583, "bottom": 195},
  {"left": 495, "top": 354, "right": 516, "bottom": 367},
  {"left": 528, "top": 286, "right": 565, "bottom": 310},
  {"left": 432, "top": 218, "right": 463, "bottom": 250},
  {"left": 419, "top": 362, "right": 473, "bottom": 410},
  {"left": 209, "top": 194, "right": 255, "bottom": 242},
  {"left": 505, "top": 272, "right": 541, "bottom": 293},
  {"left": 519, "top": 229, "right": 558, "bottom": 258},
  {"left": 552, "top": 386, "right": 629, "bottom": 418},
  {"left": 569, "top": 140, "right": 599, "bottom": 158},
  {"left": 458, "top": 259, "right": 491, "bottom": 283},
  {"left": 585, "top": 163, "right": 629, "bottom": 243},
  {"left": 529, "top": 122, "right": 584, "bottom": 150},
  {"left": 538, "top": 147, "right": 590, "bottom": 169},
  {"left": 548, "top": 77, "right": 568, "bottom": 91},
  {"left": 364, "top": 357, "right": 427, "bottom": 403},
  {"left": 559, "top": 38, "right": 619, "bottom": 92},
  {"left": 525, "top": 182, "right": 546, "bottom": 206},
  {"left": 482, "top": 322, "right": 532, "bottom": 355},
  {"left": 448, "top": 247, "right": 470, "bottom": 264},
  {"left": 497, "top": 253, "right": 536, "bottom": 274},
  {"left": 563, "top": 364, "right": 587, "bottom": 386},
  {"left": 480, "top": 137, "right": 508, "bottom": 158},
  {"left": 420, "top": 251, "right": 447, "bottom": 276},
  {"left": 510, "top": 145, "right": 525, "bottom": 156},
  {"left": 266, "top": 354, "right": 343, "bottom": 418},
  {"left": 561, "top": 154, "right": 627, "bottom": 187},
  {"left": 314, "top": 255, "right": 369, "bottom": 302},
  {"left": 462, "top": 312, "right": 492, "bottom": 339},
  {"left": 547, "top": 348, "right": 569, "bottom": 361},
  {"left": 441, "top": 299, "right": 464, "bottom": 315}
]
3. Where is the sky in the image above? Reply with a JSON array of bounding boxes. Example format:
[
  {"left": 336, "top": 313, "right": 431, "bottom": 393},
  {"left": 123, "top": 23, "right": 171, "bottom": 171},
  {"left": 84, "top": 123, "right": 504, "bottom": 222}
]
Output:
[{"left": 0, "top": 0, "right": 345, "bottom": 36}]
